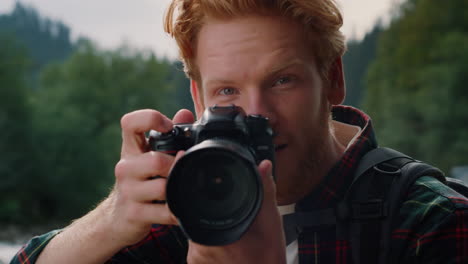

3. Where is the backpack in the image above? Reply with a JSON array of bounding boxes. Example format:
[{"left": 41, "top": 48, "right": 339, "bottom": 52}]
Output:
[{"left": 282, "top": 147, "right": 468, "bottom": 264}]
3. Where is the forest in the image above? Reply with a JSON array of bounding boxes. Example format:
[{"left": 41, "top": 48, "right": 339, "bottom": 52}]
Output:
[{"left": 1, "top": 0, "right": 467, "bottom": 228}]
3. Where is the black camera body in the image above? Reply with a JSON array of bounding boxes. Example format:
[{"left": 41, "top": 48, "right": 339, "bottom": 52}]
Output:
[{"left": 149, "top": 105, "right": 275, "bottom": 245}]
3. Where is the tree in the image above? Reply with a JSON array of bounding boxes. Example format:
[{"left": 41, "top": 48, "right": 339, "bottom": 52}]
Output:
[
  {"left": 363, "top": 0, "right": 468, "bottom": 172},
  {"left": 1, "top": 4, "right": 192, "bottom": 225},
  {"left": 0, "top": 33, "right": 33, "bottom": 223},
  {"left": 26, "top": 40, "right": 181, "bottom": 222},
  {"left": 166, "top": 61, "right": 194, "bottom": 116},
  {"left": 343, "top": 24, "right": 383, "bottom": 107},
  {"left": 0, "top": 2, "right": 74, "bottom": 87}
]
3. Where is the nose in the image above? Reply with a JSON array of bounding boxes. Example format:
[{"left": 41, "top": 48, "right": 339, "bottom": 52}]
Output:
[{"left": 244, "top": 89, "right": 277, "bottom": 125}]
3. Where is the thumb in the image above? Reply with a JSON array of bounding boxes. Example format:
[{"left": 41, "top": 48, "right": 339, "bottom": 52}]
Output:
[
  {"left": 258, "top": 160, "right": 276, "bottom": 201},
  {"left": 255, "top": 159, "right": 285, "bottom": 247}
]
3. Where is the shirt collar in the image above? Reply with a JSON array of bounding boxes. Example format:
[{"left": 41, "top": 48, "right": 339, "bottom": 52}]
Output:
[{"left": 297, "top": 105, "right": 377, "bottom": 211}]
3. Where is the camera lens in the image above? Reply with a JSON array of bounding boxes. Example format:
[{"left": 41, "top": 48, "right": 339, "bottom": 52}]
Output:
[
  {"left": 180, "top": 150, "right": 256, "bottom": 228},
  {"left": 166, "top": 139, "right": 262, "bottom": 244}
]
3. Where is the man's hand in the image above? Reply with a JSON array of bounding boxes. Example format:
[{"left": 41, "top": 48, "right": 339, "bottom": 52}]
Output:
[
  {"left": 36, "top": 109, "right": 195, "bottom": 264},
  {"left": 186, "top": 160, "right": 287, "bottom": 264},
  {"left": 110, "top": 108, "right": 195, "bottom": 246}
]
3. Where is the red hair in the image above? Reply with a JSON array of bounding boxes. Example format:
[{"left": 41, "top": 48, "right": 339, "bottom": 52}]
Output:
[{"left": 164, "top": 0, "right": 346, "bottom": 82}]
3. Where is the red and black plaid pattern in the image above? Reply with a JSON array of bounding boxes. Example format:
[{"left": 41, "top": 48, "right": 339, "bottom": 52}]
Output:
[
  {"left": 388, "top": 176, "right": 468, "bottom": 263},
  {"left": 10, "top": 230, "right": 60, "bottom": 264},
  {"left": 106, "top": 225, "right": 187, "bottom": 263},
  {"left": 297, "top": 105, "right": 377, "bottom": 211},
  {"left": 11, "top": 106, "right": 468, "bottom": 263}
]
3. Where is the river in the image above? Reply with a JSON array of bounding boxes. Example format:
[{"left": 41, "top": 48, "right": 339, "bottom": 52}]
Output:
[{"left": 0, "top": 242, "right": 22, "bottom": 264}]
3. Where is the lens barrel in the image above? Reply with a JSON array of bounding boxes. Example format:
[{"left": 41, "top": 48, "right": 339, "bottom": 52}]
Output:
[{"left": 166, "top": 139, "right": 263, "bottom": 245}]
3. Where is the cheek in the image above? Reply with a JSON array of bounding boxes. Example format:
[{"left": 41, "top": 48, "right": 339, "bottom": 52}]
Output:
[{"left": 280, "top": 90, "right": 322, "bottom": 128}]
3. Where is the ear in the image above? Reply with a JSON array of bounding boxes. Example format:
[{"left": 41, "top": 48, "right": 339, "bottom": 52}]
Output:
[
  {"left": 190, "top": 79, "right": 205, "bottom": 119},
  {"left": 327, "top": 57, "right": 346, "bottom": 106}
]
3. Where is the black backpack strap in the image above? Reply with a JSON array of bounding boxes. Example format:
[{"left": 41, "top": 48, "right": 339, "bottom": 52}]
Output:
[
  {"left": 377, "top": 161, "right": 444, "bottom": 264},
  {"left": 342, "top": 147, "right": 445, "bottom": 264},
  {"left": 281, "top": 147, "right": 449, "bottom": 264},
  {"left": 352, "top": 147, "right": 412, "bottom": 182},
  {"left": 446, "top": 177, "right": 468, "bottom": 197},
  {"left": 342, "top": 147, "right": 412, "bottom": 264},
  {"left": 282, "top": 208, "right": 337, "bottom": 245}
]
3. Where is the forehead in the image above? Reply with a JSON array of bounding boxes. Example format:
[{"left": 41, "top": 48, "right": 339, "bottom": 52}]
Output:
[{"left": 195, "top": 15, "right": 316, "bottom": 82}]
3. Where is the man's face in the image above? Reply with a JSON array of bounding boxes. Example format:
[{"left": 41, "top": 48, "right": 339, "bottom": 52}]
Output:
[{"left": 192, "top": 15, "right": 342, "bottom": 204}]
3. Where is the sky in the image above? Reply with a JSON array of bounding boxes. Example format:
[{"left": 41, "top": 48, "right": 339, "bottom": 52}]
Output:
[{"left": 0, "top": 0, "right": 403, "bottom": 59}]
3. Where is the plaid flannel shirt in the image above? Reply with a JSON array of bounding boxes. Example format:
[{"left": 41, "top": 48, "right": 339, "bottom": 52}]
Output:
[{"left": 11, "top": 105, "right": 468, "bottom": 263}]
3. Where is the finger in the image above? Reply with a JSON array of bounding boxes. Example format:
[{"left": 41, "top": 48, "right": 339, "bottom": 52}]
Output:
[
  {"left": 131, "top": 177, "right": 167, "bottom": 202},
  {"left": 258, "top": 160, "right": 276, "bottom": 201},
  {"left": 115, "top": 151, "right": 176, "bottom": 182},
  {"left": 173, "top": 109, "right": 195, "bottom": 124},
  {"left": 133, "top": 203, "right": 178, "bottom": 226},
  {"left": 121, "top": 109, "right": 173, "bottom": 157}
]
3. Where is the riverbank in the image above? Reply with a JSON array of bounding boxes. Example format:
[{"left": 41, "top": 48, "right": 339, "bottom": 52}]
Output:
[
  {"left": 0, "top": 225, "right": 38, "bottom": 263},
  {"left": 0, "top": 242, "right": 22, "bottom": 264},
  {"left": 0, "top": 223, "right": 65, "bottom": 243},
  {"left": 0, "top": 224, "right": 64, "bottom": 263}
]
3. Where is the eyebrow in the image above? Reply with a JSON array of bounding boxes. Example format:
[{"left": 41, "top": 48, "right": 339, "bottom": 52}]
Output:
[
  {"left": 267, "top": 59, "right": 306, "bottom": 76},
  {"left": 205, "top": 78, "right": 236, "bottom": 88},
  {"left": 204, "top": 58, "right": 307, "bottom": 88}
]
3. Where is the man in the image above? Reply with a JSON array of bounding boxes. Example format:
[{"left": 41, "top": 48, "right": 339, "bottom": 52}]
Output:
[{"left": 12, "top": 0, "right": 468, "bottom": 263}]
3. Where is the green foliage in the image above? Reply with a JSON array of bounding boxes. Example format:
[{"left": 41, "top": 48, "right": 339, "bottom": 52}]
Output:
[
  {"left": 343, "top": 24, "right": 383, "bottom": 107},
  {"left": 26, "top": 40, "right": 180, "bottom": 221},
  {"left": 0, "top": 2, "right": 74, "bottom": 88},
  {"left": 363, "top": 0, "right": 468, "bottom": 172},
  {"left": 0, "top": 2, "right": 74, "bottom": 68},
  {"left": 0, "top": 33, "right": 33, "bottom": 222},
  {"left": 168, "top": 61, "right": 194, "bottom": 115},
  {"left": 0, "top": 4, "right": 193, "bottom": 225}
]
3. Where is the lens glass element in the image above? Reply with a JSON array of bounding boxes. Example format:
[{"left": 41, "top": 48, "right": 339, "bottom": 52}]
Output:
[{"left": 172, "top": 147, "right": 258, "bottom": 230}]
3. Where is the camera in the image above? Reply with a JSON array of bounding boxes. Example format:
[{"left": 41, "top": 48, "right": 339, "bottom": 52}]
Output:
[{"left": 149, "top": 105, "right": 275, "bottom": 245}]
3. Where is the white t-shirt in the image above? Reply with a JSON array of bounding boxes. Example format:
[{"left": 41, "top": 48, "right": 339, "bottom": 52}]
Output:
[{"left": 278, "top": 204, "right": 299, "bottom": 264}]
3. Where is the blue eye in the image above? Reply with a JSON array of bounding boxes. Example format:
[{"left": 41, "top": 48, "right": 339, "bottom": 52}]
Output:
[
  {"left": 274, "top": 76, "right": 292, "bottom": 86},
  {"left": 219, "top": 87, "right": 237, "bottom": 95}
]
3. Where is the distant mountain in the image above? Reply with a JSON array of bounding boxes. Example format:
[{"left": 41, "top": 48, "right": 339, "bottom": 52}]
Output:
[{"left": 0, "top": 2, "right": 75, "bottom": 83}]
